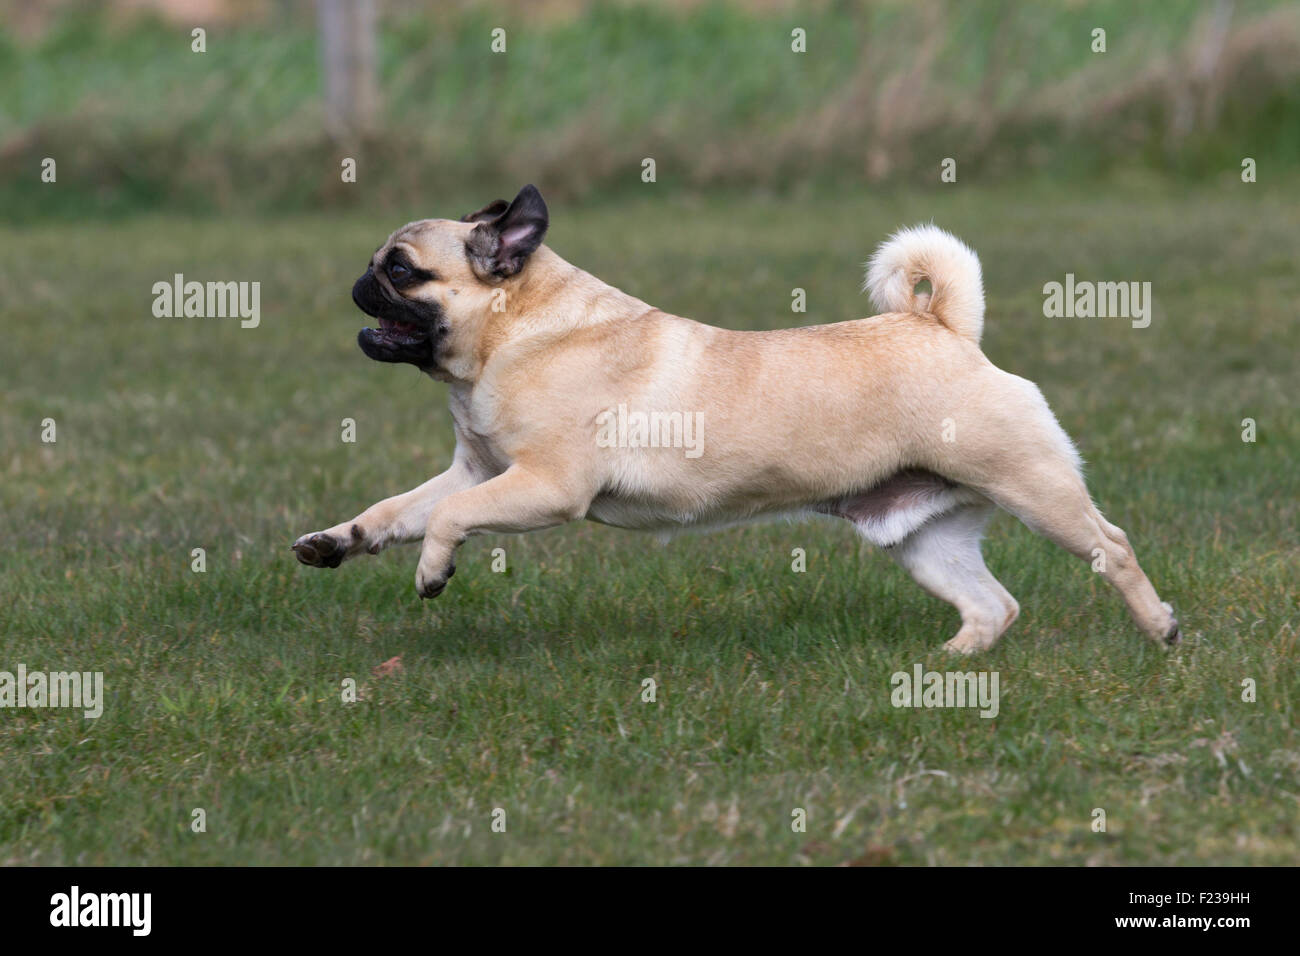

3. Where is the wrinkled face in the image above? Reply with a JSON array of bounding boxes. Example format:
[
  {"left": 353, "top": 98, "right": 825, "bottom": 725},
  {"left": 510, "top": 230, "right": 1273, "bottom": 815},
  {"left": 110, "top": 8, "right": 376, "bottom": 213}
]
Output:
[
  {"left": 353, "top": 222, "right": 473, "bottom": 368},
  {"left": 352, "top": 185, "right": 549, "bottom": 372}
]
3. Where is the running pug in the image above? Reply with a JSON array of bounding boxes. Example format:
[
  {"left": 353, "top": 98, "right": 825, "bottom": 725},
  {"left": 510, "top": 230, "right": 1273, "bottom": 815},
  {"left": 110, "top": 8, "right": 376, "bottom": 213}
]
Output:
[{"left": 292, "top": 185, "right": 1180, "bottom": 654}]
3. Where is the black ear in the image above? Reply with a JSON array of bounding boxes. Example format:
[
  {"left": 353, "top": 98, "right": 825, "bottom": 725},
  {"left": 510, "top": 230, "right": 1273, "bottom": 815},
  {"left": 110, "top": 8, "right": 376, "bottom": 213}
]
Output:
[
  {"left": 465, "top": 184, "right": 549, "bottom": 278},
  {"left": 459, "top": 198, "right": 509, "bottom": 223}
]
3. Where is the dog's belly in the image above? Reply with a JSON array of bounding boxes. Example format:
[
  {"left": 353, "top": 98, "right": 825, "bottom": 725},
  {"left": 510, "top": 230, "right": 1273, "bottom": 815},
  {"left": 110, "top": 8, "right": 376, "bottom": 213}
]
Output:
[
  {"left": 583, "top": 492, "right": 787, "bottom": 531},
  {"left": 584, "top": 468, "right": 986, "bottom": 544},
  {"left": 583, "top": 497, "right": 679, "bottom": 530}
]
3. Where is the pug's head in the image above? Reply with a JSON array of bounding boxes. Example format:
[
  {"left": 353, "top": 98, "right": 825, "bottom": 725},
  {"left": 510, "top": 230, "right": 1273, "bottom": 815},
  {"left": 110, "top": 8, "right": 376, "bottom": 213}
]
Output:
[{"left": 352, "top": 184, "right": 550, "bottom": 372}]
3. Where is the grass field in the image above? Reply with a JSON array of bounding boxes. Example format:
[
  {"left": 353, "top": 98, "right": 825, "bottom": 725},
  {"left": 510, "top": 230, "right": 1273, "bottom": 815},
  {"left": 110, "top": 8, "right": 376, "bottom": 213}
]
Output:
[{"left": 1, "top": 179, "right": 1297, "bottom": 865}]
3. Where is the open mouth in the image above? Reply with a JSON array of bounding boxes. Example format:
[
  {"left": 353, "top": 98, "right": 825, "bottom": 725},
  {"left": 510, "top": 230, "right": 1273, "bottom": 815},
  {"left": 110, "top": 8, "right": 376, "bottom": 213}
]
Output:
[
  {"left": 370, "top": 315, "right": 425, "bottom": 344},
  {"left": 353, "top": 272, "right": 436, "bottom": 366},
  {"left": 357, "top": 318, "right": 433, "bottom": 364}
]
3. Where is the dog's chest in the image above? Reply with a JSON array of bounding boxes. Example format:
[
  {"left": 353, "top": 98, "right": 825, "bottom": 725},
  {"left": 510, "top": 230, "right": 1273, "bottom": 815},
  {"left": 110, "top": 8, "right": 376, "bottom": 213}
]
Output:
[{"left": 446, "top": 388, "right": 513, "bottom": 475}]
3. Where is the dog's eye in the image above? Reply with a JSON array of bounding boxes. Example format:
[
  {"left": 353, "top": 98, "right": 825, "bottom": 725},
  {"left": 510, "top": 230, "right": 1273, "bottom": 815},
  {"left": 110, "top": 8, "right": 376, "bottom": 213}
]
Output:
[{"left": 387, "top": 261, "right": 411, "bottom": 283}]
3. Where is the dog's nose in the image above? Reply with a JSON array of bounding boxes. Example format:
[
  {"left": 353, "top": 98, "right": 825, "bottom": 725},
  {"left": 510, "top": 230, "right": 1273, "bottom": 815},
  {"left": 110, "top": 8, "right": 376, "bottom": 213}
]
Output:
[{"left": 352, "top": 270, "right": 375, "bottom": 311}]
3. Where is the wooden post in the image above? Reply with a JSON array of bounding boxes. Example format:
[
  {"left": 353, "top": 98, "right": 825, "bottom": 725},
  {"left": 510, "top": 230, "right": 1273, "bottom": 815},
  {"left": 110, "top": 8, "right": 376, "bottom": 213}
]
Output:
[{"left": 318, "top": 0, "right": 377, "bottom": 140}]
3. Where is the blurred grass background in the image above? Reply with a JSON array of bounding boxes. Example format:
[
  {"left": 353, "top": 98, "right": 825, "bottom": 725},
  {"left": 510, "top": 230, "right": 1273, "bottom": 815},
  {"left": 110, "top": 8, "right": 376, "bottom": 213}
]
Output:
[{"left": 2, "top": 0, "right": 1299, "bottom": 220}]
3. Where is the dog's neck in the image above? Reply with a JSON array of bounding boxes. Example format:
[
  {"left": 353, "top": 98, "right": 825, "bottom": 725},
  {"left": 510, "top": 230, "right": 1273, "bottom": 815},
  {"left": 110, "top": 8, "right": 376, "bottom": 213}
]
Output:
[
  {"left": 511, "top": 246, "right": 652, "bottom": 332},
  {"left": 436, "top": 246, "right": 656, "bottom": 385}
]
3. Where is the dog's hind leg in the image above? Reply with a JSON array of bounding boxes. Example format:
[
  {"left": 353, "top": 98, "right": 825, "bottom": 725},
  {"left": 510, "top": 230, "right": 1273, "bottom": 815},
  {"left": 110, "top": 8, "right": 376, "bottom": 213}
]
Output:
[
  {"left": 985, "top": 461, "right": 1180, "bottom": 646},
  {"left": 824, "top": 474, "right": 1017, "bottom": 653},
  {"left": 932, "top": 373, "right": 1179, "bottom": 647},
  {"left": 883, "top": 503, "right": 1020, "bottom": 655}
]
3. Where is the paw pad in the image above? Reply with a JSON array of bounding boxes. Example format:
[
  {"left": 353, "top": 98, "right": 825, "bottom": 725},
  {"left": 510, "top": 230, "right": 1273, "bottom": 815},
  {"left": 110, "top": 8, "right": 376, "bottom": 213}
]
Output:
[{"left": 292, "top": 533, "right": 346, "bottom": 569}]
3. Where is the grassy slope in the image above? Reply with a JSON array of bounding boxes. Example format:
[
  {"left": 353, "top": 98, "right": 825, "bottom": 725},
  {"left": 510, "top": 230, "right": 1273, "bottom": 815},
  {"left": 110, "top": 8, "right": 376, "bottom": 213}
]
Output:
[{"left": 0, "top": 180, "right": 1296, "bottom": 864}]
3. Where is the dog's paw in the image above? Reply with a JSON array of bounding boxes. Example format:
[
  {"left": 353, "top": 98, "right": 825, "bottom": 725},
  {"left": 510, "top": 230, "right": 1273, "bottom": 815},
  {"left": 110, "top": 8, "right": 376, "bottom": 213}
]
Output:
[
  {"left": 292, "top": 531, "right": 349, "bottom": 568},
  {"left": 942, "top": 622, "right": 998, "bottom": 656},
  {"left": 942, "top": 634, "right": 984, "bottom": 656},
  {"left": 414, "top": 557, "right": 455, "bottom": 599},
  {"left": 1161, "top": 601, "right": 1182, "bottom": 647}
]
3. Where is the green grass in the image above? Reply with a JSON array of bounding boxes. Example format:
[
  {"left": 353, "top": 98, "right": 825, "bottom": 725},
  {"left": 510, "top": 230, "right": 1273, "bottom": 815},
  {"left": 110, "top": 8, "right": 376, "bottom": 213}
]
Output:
[{"left": 0, "top": 180, "right": 1297, "bottom": 864}]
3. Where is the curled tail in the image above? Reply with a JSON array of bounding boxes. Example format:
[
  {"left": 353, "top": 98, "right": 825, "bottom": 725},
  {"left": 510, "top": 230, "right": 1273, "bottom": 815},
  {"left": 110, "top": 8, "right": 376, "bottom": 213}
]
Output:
[{"left": 864, "top": 224, "right": 985, "bottom": 344}]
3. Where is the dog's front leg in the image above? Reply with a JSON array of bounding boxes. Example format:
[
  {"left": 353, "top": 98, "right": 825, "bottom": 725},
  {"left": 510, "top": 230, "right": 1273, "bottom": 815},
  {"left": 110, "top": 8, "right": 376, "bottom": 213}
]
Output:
[
  {"left": 292, "top": 459, "right": 481, "bottom": 569},
  {"left": 414, "top": 464, "right": 590, "bottom": 599}
]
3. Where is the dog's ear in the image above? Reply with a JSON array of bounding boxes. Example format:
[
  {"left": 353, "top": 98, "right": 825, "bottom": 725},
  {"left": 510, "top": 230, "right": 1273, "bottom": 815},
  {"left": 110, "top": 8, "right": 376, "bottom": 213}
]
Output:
[
  {"left": 465, "top": 184, "right": 549, "bottom": 279},
  {"left": 459, "top": 198, "right": 509, "bottom": 224}
]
